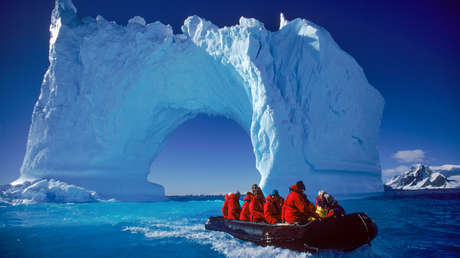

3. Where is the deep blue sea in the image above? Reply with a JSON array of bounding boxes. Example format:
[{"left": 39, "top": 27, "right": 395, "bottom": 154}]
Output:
[{"left": 1, "top": 193, "right": 459, "bottom": 257}]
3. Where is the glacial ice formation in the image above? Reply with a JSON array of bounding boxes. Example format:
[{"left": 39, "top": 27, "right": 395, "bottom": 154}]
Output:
[
  {"left": 0, "top": 179, "right": 99, "bottom": 205},
  {"left": 19, "top": 0, "right": 384, "bottom": 200}
]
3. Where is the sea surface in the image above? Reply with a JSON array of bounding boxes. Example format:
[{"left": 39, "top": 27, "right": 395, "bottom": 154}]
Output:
[{"left": 1, "top": 193, "right": 459, "bottom": 257}]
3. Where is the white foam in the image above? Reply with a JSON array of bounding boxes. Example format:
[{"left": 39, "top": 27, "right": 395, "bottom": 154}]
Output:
[{"left": 122, "top": 221, "right": 311, "bottom": 258}]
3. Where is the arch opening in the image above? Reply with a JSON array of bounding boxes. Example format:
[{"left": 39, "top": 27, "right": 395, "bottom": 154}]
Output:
[{"left": 148, "top": 114, "right": 260, "bottom": 195}]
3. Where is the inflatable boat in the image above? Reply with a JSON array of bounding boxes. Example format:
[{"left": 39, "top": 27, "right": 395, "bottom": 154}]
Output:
[{"left": 205, "top": 213, "right": 377, "bottom": 253}]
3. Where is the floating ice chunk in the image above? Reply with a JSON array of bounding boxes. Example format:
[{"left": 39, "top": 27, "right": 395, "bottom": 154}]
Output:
[{"left": 0, "top": 179, "right": 100, "bottom": 205}]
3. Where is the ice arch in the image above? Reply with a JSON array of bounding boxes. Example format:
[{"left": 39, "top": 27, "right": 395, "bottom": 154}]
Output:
[{"left": 19, "top": 0, "right": 384, "bottom": 200}]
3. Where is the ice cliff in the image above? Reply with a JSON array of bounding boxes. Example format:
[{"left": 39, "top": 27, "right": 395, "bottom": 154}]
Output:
[{"left": 18, "top": 0, "right": 384, "bottom": 201}]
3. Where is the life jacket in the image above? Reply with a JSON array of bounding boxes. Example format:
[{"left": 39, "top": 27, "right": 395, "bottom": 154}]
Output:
[
  {"left": 315, "top": 198, "right": 327, "bottom": 218},
  {"left": 227, "top": 193, "right": 241, "bottom": 220},
  {"left": 264, "top": 195, "right": 283, "bottom": 224},
  {"left": 282, "top": 184, "right": 316, "bottom": 224},
  {"left": 249, "top": 191, "right": 265, "bottom": 222},
  {"left": 222, "top": 193, "right": 229, "bottom": 218},
  {"left": 239, "top": 193, "right": 252, "bottom": 221}
]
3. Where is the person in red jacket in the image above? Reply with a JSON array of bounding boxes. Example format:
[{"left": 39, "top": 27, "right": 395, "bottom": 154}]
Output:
[
  {"left": 264, "top": 190, "right": 284, "bottom": 224},
  {"left": 282, "top": 181, "right": 318, "bottom": 224},
  {"left": 222, "top": 193, "right": 229, "bottom": 218},
  {"left": 227, "top": 192, "right": 241, "bottom": 220},
  {"left": 249, "top": 184, "right": 265, "bottom": 222},
  {"left": 239, "top": 192, "right": 253, "bottom": 221}
]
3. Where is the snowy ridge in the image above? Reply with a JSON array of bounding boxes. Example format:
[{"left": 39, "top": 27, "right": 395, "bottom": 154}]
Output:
[
  {"left": 385, "top": 164, "right": 460, "bottom": 191},
  {"left": 18, "top": 0, "right": 384, "bottom": 201},
  {"left": 0, "top": 179, "right": 101, "bottom": 205},
  {"left": 430, "top": 164, "right": 460, "bottom": 178}
]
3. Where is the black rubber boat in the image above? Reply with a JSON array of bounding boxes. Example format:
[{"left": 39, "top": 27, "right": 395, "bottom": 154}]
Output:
[{"left": 205, "top": 213, "right": 377, "bottom": 253}]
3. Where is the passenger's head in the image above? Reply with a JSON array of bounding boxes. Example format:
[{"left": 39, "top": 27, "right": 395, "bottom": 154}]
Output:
[
  {"left": 271, "top": 189, "right": 279, "bottom": 197},
  {"left": 235, "top": 191, "right": 240, "bottom": 198},
  {"left": 317, "top": 190, "right": 326, "bottom": 203},
  {"left": 296, "top": 181, "right": 306, "bottom": 191},
  {"left": 318, "top": 190, "right": 325, "bottom": 198},
  {"left": 324, "top": 193, "right": 335, "bottom": 207},
  {"left": 251, "top": 184, "right": 259, "bottom": 193},
  {"left": 244, "top": 191, "right": 253, "bottom": 200}
]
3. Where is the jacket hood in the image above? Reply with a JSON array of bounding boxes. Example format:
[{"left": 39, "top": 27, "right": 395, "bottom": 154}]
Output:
[
  {"left": 289, "top": 183, "right": 303, "bottom": 192},
  {"left": 265, "top": 195, "right": 273, "bottom": 201},
  {"left": 228, "top": 192, "right": 240, "bottom": 201},
  {"left": 243, "top": 193, "right": 252, "bottom": 201}
]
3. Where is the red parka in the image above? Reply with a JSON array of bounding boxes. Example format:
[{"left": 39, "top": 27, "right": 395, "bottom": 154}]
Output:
[
  {"left": 282, "top": 184, "right": 317, "bottom": 224},
  {"left": 249, "top": 191, "right": 265, "bottom": 222},
  {"left": 239, "top": 193, "right": 252, "bottom": 221},
  {"left": 227, "top": 193, "right": 241, "bottom": 220},
  {"left": 264, "top": 195, "right": 284, "bottom": 224},
  {"left": 222, "top": 193, "right": 229, "bottom": 218}
]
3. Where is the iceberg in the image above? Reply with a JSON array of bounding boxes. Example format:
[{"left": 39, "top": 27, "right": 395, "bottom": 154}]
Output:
[{"left": 18, "top": 0, "right": 384, "bottom": 201}]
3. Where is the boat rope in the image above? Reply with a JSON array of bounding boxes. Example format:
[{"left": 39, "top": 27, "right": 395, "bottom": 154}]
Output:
[
  {"left": 303, "top": 243, "right": 319, "bottom": 253},
  {"left": 358, "top": 214, "right": 370, "bottom": 244}
]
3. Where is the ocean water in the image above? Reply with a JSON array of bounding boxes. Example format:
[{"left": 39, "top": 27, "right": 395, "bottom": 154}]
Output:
[{"left": 1, "top": 193, "right": 459, "bottom": 258}]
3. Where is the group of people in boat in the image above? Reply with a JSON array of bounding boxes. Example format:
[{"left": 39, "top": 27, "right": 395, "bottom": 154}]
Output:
[{"left": 221, "top": 180, "right": 345, "bottom": 224}]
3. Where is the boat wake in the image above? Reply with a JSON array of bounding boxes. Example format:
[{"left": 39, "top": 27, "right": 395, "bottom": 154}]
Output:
[
  {"left": 122, "top": 218, "right": 383, "bottom": 258},
  {"left": 122, "top": 219, "right": 312, "bottom": 258}
]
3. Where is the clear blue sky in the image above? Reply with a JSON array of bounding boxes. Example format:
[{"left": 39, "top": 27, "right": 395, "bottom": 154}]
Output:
[{"left": 0, "top": 0, "right": 459, "bottom": 194}]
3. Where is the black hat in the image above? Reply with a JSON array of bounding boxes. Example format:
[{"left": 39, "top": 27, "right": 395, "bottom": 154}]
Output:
[{"left": 296, "top": 181, "right": 306, "bottom": 191}]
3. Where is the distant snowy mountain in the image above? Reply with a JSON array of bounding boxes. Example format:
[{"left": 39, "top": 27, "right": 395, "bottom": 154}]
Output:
[{"left": 384, "top": 164, "right": 460, "bottom": 191}]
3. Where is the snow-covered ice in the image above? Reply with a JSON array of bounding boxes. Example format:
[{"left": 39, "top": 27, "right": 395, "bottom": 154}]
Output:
[
  {"left": 385, "top": 164, "right": 460, "bottom": 190},
  {"left": 18, "top": 0, "right": 384, "bottom": 201},
  {"left": 0, "top": 179, "right": 100, "bottom": 205}
]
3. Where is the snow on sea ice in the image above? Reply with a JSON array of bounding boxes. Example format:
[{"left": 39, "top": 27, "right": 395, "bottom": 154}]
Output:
[{"left": 0, "top": 179, "right": 100, "bottom": 205}]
